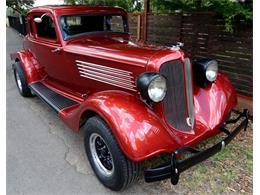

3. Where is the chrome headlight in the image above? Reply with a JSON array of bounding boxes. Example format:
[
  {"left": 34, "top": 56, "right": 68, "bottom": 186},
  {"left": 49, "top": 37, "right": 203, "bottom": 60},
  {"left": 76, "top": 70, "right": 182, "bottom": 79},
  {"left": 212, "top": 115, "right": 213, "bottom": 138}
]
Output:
[
  {"left": 137, "top": 73, "right": 167, "bottom": 103},
  {"left": 193, "top": 59, "right": 219, "bottom": 87},
  {"left": 205, "top": 60, "right": 218, "bottom": 82},
  {"left": 148, "top": 76, "right": 167, "bottom": 102}
]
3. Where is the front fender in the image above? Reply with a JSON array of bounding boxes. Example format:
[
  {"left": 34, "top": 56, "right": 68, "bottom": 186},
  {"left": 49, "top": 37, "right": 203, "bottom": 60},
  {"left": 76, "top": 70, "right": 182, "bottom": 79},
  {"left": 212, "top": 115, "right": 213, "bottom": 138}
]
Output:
[
  {"left": 194, "top": 72, "right": 237, "bottom": 130},
  {"left": 173, "top": 72, "right": 238, "bottom": 147},
  {"left": 59, "top": 91, "right": 180, "bottom": 162},
  {"left": 10, "top": 50, "right": 40, "bottom": 84}
]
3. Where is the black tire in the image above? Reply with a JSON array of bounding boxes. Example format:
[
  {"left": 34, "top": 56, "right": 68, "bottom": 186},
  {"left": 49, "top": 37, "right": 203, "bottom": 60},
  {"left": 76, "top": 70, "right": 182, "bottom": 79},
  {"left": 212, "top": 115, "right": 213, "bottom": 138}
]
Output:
[
  {"left": 83, "top": 116, "right": 140, "bottom": 191},
  {"left": 13, "top": 62, "right": 33, "bottom": 97}
]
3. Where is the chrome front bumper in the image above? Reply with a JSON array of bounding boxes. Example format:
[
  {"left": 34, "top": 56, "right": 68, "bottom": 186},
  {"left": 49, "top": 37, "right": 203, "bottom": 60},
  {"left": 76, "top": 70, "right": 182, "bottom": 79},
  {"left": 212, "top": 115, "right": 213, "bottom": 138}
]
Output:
[{"left": 144, "top": 109, "right": 250, "bottom": 185}]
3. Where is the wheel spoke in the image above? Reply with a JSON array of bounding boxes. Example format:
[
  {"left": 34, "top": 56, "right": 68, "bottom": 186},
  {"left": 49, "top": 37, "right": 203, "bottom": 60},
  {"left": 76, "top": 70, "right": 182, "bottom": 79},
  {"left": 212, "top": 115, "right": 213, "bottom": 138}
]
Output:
[{"left": 89, "top": 133, "right": 114, "bottom": 175}]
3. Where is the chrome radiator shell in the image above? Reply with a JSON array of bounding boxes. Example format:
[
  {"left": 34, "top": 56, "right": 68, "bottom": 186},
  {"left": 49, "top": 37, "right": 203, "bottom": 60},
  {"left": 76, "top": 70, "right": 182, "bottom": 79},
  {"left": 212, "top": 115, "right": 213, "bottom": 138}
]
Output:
[{"left": 160, "top": 59, "right": 194, "bottom": 131}]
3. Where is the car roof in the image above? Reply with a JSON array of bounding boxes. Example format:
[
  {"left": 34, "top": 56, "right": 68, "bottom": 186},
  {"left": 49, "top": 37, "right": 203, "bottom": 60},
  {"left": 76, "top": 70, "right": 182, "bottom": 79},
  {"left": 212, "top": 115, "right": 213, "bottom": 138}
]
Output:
[{"left": 28, "top": 5, "right": 127, "bottom": 16}]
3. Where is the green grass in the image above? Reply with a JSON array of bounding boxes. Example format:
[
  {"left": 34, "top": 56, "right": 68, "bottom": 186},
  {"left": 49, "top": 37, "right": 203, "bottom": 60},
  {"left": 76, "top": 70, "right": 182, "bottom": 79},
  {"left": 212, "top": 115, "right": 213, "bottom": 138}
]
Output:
[{"left": 176, "top": 140, "right": 252, "bottom": 193}]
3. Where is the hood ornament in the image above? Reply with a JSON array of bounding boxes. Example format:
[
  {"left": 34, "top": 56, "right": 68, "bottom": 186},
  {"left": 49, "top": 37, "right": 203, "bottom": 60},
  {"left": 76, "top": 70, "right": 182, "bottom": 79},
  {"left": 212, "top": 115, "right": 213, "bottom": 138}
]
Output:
[{"left": 171, "top": 42, "right": 184, "bottom": 51}]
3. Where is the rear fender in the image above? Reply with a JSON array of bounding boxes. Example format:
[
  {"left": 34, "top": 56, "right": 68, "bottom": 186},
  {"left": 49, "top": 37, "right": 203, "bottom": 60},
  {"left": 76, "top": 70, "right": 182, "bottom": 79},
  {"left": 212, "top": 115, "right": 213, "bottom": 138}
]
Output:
[
  {"left": 10, "top": 50, "right": 40, "bottom": 84},
  {"left": 59, "top": 91, "right": 180, "bottom": 162}
]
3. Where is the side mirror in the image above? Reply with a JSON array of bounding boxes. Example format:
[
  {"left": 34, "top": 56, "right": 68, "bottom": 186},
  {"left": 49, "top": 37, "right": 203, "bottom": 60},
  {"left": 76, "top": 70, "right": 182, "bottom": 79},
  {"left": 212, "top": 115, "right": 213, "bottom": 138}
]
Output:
[
  {"left": 33, "top": 13, "right": 48, "bottom": 23},
  {"left": 34, "top": 17, "right": 42, "bottom": 23}
]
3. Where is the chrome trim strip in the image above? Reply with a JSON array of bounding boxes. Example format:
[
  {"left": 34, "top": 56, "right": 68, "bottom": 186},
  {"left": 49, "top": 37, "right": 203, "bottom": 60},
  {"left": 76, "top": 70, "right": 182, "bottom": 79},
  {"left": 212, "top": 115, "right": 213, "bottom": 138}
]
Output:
[
  {"left": 80, "top": 74, "right": 137, "bottom": 92},
  {"left": 76, "top": 60, "right": 136, "bottom": 91},
  {"left": 79, "top": 71, "right": 135, "bottom": 87},
  {"left": 76, "top": 60, "right": 132, "bottom": 75},
  {"left": 184, "top": 58, "right": 195, "bottom": 128},
  {"left": 78, "top": 68, "right": 135, "bottom": 84},
  {"left": 79, "top": 72, "right": 135, "bottom": 88},
  {"left": 76, "top": 65, "right": 134, "bottom": 79}
]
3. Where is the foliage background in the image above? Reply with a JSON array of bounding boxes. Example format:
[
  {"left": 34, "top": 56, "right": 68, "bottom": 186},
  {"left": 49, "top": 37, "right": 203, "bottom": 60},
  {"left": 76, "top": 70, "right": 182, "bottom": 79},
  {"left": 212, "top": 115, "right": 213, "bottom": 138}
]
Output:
[
  {"left": 5, "top": 0, "right": 252, "bottom": 32},
  {"left": 64, "top": 0, "right": 252, "bottom": 32},
  {"left": 6, "top": 0, "right": 34, "bottom": 14}
]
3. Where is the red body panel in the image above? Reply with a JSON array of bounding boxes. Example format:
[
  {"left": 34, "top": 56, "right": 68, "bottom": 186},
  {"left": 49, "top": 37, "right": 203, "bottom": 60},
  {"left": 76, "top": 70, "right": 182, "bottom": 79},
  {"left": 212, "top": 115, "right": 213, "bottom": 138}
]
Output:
[
  {"left": 11, "top": 5, "right": 238, "bottom": 162},
  {"left": 59, "top": 91, "right": 181, "bottom": 161},
  {"left": 58, "top": 73, "right": 236, "bottom": 161},
  {"left": 11, "top": 50, "right": 41, "bottom": 83}
]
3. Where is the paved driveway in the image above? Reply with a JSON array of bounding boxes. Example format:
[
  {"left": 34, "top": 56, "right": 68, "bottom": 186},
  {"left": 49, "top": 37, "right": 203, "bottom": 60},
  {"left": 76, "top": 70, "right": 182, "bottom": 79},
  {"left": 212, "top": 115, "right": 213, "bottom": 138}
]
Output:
[{"left": 6, "top": 27, "right": 173, "bottom": 195}]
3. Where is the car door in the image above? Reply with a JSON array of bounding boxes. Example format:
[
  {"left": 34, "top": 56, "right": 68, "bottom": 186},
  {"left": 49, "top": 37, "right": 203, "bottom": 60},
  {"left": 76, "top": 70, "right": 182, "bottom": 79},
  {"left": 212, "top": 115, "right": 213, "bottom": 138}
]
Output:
[{"left": 30, "top": 12, "right": 69, "bottom": 87}]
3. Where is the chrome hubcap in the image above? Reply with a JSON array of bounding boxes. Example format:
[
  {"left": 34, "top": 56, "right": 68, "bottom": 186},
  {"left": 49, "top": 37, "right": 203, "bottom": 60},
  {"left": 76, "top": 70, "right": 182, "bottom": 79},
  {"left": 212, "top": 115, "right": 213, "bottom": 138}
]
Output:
[
  {"left": 15, "top": 71, "right": 22, "bottom": 92},
  {"left": 89, "top": 133, "right": 114, "bottom": 176}
]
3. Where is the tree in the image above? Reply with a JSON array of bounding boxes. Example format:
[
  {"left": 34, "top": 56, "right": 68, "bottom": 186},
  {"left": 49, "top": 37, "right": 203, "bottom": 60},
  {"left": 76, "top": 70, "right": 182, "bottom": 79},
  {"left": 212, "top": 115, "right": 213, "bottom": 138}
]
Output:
[
  {"left": 6, "top": 0, "right": 34, "bottom": 14},
  {"left": 64, "top": 0, "right": 143, "bottom": 12}
]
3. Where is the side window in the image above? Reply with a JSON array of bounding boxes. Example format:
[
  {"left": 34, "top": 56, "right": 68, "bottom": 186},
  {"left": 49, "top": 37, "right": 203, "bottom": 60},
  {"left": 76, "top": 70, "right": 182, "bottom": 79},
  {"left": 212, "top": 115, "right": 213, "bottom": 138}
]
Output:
[
  {"left": 35, "top": 15, "right": 57, "bottom": 39},
  {"left": 105, "top": 15, "right": 124, "bottom": 32}
]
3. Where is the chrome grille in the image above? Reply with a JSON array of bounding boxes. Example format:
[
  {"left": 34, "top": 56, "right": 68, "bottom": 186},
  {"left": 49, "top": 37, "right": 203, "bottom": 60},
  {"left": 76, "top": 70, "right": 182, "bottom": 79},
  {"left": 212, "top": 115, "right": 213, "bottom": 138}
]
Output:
[{"left": 160, "top": 59, "right": 194, "bottom": 131}]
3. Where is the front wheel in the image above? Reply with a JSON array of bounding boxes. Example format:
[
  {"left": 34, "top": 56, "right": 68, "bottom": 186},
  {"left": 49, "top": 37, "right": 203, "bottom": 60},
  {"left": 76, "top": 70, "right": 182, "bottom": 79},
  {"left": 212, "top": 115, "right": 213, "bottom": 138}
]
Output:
[{"left": 83, "top": 116, "right": 140, "bottom": 191}]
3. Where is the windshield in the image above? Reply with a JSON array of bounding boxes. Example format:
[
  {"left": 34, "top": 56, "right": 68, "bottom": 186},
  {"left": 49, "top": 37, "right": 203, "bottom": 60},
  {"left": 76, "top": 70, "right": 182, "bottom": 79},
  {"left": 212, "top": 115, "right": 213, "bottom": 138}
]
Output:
[{"left": 59, "top": 14, "right": 128, "bottom": 40}]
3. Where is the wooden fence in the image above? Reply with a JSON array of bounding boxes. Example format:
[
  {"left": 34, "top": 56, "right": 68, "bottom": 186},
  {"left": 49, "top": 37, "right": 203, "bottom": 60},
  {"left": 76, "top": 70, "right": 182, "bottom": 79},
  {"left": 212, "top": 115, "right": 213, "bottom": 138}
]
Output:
[
  {"left": 129, "top": 13, "right": 253, "bottom": 97},
  {"left": 128, "top": 13, "right": 141, "bottom": 40}
]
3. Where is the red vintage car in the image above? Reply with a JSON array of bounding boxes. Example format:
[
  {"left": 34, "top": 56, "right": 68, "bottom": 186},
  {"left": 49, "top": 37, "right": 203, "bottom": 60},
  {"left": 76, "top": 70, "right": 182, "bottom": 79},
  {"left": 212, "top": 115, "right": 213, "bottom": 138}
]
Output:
[{"left": 10, "top": 5, "right": 249, "bottom": 191}]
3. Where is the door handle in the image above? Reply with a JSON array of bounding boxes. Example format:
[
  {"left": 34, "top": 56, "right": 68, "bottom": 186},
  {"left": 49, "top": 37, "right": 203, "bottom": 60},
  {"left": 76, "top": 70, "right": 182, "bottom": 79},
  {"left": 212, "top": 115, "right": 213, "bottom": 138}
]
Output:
[{"left": 51, "top": 47, "right": 61, "bottom": 53}]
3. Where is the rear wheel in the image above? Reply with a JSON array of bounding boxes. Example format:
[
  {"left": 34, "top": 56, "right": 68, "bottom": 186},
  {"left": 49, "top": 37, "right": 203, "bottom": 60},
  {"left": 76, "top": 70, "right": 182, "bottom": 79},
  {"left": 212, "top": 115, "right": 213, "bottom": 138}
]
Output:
[
  {"left": 13, "top": 62, "right": 33, "bottom": 97},
  {"left": 83, "top": 116, "right": 140, "bottom": 191}
]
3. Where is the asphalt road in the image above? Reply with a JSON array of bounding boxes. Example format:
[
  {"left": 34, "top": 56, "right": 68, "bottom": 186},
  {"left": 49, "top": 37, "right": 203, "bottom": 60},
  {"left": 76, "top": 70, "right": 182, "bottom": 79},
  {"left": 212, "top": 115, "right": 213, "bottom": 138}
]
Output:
[{"left": 6, "top": 27, "right": 176, "bottom": 195}]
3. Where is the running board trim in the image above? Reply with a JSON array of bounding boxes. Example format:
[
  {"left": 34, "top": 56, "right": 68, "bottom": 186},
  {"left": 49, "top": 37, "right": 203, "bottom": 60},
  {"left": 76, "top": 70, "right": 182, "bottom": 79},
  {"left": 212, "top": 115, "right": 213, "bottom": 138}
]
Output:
[{"left": 29, "top": 82, "right": 79, "bottom": 113}]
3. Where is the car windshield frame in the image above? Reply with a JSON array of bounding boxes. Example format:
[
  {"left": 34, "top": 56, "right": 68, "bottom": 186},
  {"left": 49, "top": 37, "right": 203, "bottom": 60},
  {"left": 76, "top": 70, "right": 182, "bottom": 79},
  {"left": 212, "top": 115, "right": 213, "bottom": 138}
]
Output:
[{"left": 58, "top": 13, "right": 129, "bottom": 40}]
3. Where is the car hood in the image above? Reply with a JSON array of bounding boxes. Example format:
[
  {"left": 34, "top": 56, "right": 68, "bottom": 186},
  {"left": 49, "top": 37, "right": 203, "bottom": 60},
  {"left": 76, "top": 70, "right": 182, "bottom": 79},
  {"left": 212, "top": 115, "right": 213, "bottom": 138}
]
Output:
[{"left": 64, "top": 35, "right": 166, "bottom": 67}]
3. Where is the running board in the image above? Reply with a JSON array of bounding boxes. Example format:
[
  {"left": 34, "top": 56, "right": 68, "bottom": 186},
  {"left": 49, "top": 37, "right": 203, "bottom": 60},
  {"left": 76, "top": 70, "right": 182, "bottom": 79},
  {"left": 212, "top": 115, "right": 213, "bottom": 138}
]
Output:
[{"left": 29, "top": 82, "right": 79, "bottom": 113}]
